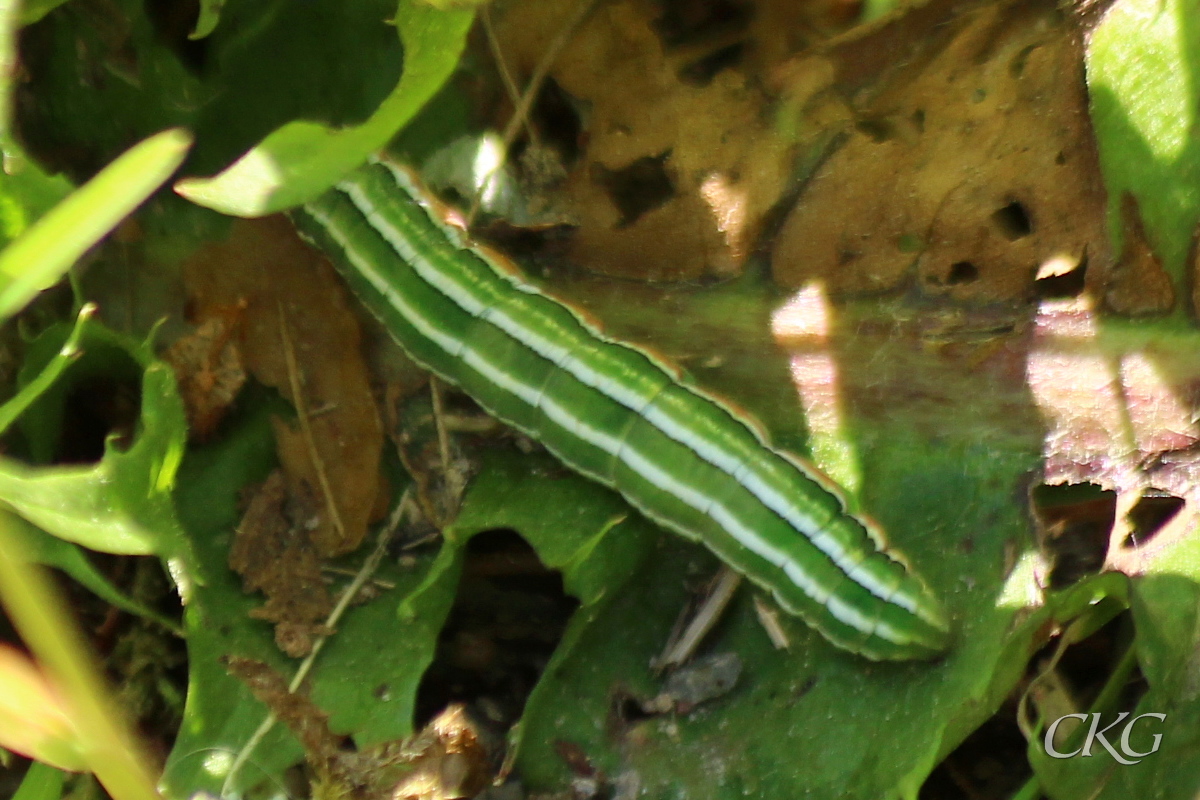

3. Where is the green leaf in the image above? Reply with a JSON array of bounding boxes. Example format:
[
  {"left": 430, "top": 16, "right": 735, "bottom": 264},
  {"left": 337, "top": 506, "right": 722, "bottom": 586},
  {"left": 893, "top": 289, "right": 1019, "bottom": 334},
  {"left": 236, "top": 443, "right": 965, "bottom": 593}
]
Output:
[
  {"left": 449, "top": 450, "right": 654, "bottom": 607},
  {"left": 1087, "top": 0, "right": 1200, "bottom": 281},
  {"left": 0, "top": 142, "right": 74, "bottom": 250},
  {"left": 163, "top": 417, "right": 654, "bottom": 797},
  {"left": 0, "top": 511, "right": 161, "bottom": 800},
  {"left": 508, "top": 428, "right": 1047, "bottom": 797},
  {"left": 13, "top": 312, "right": 143, "bottom": 464},
  {"left": 18, "top": 514, "right": 183, "bottom": 635},
  {"left": 315, "top": 446, "right": 652, "bottom": 757},
  {"left": 174, "top": 0, "right": 474, "bottom": 216},
  {"left": 18, "top": 0, "right": 75, "bottom": 26},
  {"left": 0, "top": 321, "right": 189, "bottom": 557},
  {"left": 0, "top": 303, "right": 91, "bottom": 440},
  {"left": 447, "top": 450, "right": 658, "bottom": 768},
  {"left": 1027, "top": 533, "right": 1200, "bottom": 797},
  {"left": 0, "top": 128, "right": 192, "bottom": 322},
  {"left": 163, "top": 392, "right": 440, "bottom": 797},
  {"left": 161, "top": 395, "right": 304, "bottom": 799},
  {"left": 190, "top": 0, "right": 226, "bottom": 40},
  {"left": 0, "top": 0, "right": 72, "bottom": 248}
]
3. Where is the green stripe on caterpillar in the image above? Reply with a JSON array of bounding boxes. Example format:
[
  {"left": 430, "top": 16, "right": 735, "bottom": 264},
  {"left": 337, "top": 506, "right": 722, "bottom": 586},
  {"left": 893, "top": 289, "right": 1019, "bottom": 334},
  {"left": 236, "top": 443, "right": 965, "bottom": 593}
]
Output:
[{"left": 290, "top": 159, "right": 951, "bottom": 661}]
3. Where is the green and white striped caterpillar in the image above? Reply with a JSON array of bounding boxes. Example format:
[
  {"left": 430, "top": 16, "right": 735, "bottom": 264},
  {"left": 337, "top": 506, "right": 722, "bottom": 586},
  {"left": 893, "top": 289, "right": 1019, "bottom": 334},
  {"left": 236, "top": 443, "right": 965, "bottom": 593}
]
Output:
[{"left": 290, "top": 159, "right": 951, "bottom": 661}]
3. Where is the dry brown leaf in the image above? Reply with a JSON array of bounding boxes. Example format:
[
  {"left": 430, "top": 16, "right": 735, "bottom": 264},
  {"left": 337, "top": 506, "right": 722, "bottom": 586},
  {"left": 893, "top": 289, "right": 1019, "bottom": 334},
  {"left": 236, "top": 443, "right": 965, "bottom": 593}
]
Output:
[
  {"left": 389, "top": 705, "right": 489, "bottom": 800},
  {"left": 165, "top": 305, "right": 247, "bottom": 441},
  {"left": 229, "top": 470, "right": 333, "bottom": 657},
  {"left": 182, "top": 216, "right": 385, "bottom": 556},
  {"left": 493, "top": 0, "right": 799, "bottom": 281},
  {"left": 772, "top": 0, "right": 1111, "bottom": 304}
]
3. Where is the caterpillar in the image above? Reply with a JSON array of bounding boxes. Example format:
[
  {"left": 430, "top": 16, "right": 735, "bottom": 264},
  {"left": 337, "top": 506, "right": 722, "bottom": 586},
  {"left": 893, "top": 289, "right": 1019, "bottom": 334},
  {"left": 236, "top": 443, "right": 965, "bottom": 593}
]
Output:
[{"left": 290, "top": 159, "right": 951, "bottom": 661}]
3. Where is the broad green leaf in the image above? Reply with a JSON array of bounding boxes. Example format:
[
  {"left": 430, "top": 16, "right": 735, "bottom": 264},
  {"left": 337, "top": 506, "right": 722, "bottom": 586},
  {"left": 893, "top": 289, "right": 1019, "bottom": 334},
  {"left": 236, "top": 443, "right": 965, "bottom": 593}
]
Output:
[
  {"left": 311, "top": 444, "right": 652, "bottom": 757},
  {"left": 12, "top": 0, "right": 405, "bottom": 191},
  {"left": 164, "top": 392, "right": 436, "bottom": 797},
  {"left": 509, "top": 426, "right": 1045, "bottom": 797},
  {"left": 449, "top": 451, "right": 653, "bottom": 607},
  {"left": 447, "top": 450, "right": 658, "bottom": 768},
  {"left": 1026, "top": 534, "right": 1200, "bottom": 798},
  {"left": 0, "top": 313, "right": 176, "bottom": 621},
  {"left": 1087, "top": 0, "right": 1200, "bottom": 283},
  {"left": 0, "top": 321, "right": 189, "bottom": 557},
  {"left": 174, "top": 0, "right": 474, "bottom": 215},
  {"left": 164, "top": 407, "right": 652, "bottom": 797},
  {"left": 0, "top": 128, "right": 192, "bottom": 322},
  {"left": 162, "top": 395, "right": 304, "bottom": 799}
]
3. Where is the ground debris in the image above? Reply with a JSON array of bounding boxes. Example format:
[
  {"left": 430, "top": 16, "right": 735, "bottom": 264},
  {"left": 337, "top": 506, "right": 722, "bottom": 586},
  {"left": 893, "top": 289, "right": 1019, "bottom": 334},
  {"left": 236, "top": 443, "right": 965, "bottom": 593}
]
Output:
[
  {"left": 773, "top": 0, "right": 1111, "bottom": 306},
  {"left": 229, "top": 470, "right": 333, "bottom": 657},
  {"left": 490, "top": 0, "right": 815, "bottom": 281}
]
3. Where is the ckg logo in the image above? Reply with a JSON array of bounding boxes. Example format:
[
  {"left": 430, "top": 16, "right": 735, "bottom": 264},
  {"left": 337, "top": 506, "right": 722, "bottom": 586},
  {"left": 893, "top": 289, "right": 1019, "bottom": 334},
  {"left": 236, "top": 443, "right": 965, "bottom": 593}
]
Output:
[{"left": 1043, "top": 712, "right": 1165, "bottom": 765}]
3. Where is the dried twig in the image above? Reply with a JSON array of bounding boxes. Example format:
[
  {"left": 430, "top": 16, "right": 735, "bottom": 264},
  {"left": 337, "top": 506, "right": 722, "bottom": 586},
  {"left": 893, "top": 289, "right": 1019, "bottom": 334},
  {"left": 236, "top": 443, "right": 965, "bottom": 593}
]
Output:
[
  {"left": 277, "top": 301, "right": 347, "bottom": 547},
  {"left": 656, "top": 566, "right": 742, "bottom": 670},
  {"left": 222, "top": 490, "right": 414, "bottom": 796}
]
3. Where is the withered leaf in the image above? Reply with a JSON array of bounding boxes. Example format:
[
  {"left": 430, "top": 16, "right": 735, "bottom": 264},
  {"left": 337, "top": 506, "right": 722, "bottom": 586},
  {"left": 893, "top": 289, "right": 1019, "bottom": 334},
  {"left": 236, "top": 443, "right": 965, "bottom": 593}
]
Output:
[
  {"left": 389, "top": 705, "right": 489, "bottom": 800},
  {"left": 492, "top": 0, "right": 796, "bottom": 281},
  {"left": 165, "top": 306, "right": 247, "bottom": 441},
  {"left": 773, "top": 0, "right": 1111, "bottom": 304},
  {"left": 182, "top": 216, "right": 385, "bottom": 556}
]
